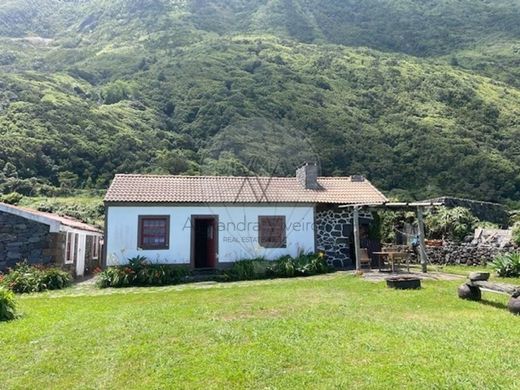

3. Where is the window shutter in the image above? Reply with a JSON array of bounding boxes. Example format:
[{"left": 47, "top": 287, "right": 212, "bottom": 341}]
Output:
[
  {"left": 259, "top": 216, "right": 286, "bottom": 248},
  {"left": 138, "top": 216, "right": 170, "bottom": 250}
]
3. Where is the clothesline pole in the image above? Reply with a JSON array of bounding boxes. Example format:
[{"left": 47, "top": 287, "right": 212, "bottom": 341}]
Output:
[
  {"left": 417, "top": 206, "right": 428, "bottom": 273},
  {"left": 353, "top": 206, "right": 361, "bottom": 271}
]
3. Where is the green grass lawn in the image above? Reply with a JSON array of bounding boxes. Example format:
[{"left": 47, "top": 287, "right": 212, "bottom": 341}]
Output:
[
  {"left": 433, "top": 264, "right": 520, "bottom": 285},
  {"left": 1, "top": 274, "right": 519, "bottom": 389}
]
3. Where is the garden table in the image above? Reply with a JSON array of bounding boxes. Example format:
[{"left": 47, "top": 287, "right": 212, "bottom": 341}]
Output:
[{"left": 372, "top": 251, "right": 408, "bottom": 273}]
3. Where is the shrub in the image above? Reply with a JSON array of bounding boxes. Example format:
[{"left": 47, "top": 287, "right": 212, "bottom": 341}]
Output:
[
  {"left": 490, "top": 252, "right": 520, "bottom": 278},
  {"left": 0, "top": 287, "right": 16, "bottom": 321},
  {"left": 512, "top": 223, "right": 520, "bottom": 247},
  {"left": 425, "top": 207, "right": 478, "bottom": 242},
  {"left": 267, "top": 255, "right": 297, "bottom": 278},
  {"left": 1, "top": 262, "right": 72, "bottom": 293},
  {"left": 226, "top": 253, "right": 332, "bottom": 281},
  {"left": 225, "top": 258, "right": 269, "bottom": 281},
  {"left": 1, "top": 262, "right": 45, "bottom": 293},
  {"left": 0, "top": 192, "right": 23, "bottom": 205},
  {"left": 97, "top": 257, "right": 189, "bottom": 288},
  {"left": 41, "top": 268, "right": 73, "bottom": 290},
  {"left": 96, "top": 267, "right": 133, "bottom": 289},
  {"left": 135, "top": 264, "right": 189, "bottom": 286}
]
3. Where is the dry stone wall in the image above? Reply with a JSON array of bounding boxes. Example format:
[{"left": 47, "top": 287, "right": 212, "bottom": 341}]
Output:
[
  {"left": 425, "top": 242, "right": 516, "bottom": 265},
  {"left": 0, "top": 210, "right": 53, "bottom": 271}
]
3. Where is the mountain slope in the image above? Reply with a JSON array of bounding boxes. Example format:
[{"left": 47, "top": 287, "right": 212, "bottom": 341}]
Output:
[{"left": 0, "top": 0, "right": 519, "bottom": 204}]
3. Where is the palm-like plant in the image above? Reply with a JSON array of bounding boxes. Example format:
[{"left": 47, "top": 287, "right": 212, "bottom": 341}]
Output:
[{"left": 490, "top": 252, "right": 520, "bottom": 278}]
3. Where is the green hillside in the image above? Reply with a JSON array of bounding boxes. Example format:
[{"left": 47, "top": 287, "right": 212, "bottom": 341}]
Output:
[{"left": 0, "top": 0, "right": 519, "bottom": 204}]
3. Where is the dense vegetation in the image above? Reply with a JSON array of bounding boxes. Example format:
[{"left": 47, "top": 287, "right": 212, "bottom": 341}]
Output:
[
  {"left": 97, "top": 253, "right": 331, "bottom": 288},
  {"left": 491, "top": 252, "right": 520, "bottom": 278},
  {"left": 0, "top": 287, "right": 16, "bottom": 321},
  {"left": 0, "top": 262, "right": 72, "bottom": 294},
  {"left": 1, "top": 0, "right": 519, "bottom": 205}
]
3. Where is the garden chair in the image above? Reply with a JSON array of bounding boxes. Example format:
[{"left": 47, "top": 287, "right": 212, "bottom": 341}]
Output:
[{"left": 359, "top": 248, "right": 372, "bottom": 270}]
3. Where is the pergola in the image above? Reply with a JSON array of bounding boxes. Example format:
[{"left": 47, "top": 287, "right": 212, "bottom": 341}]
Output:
[{"left": 339, "top": 201, "right": 443, "bottom": 273}]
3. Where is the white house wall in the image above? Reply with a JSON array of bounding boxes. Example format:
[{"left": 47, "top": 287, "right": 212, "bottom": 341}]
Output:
[{"left": 106, "top": 204, "right": 316, "bottom": 266}]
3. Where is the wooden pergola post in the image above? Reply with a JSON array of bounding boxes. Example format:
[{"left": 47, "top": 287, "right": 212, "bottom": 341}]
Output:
[
  {"left": 417, "top": 206, "right": 428, "bottom": 273},
  {"left": 353, "top": 206, "right": 361, "bottom": 271}
]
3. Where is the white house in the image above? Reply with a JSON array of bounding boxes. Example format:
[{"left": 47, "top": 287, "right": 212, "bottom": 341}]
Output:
[{"left": 104, "top": 164, "right": 388, "bottom": 269}]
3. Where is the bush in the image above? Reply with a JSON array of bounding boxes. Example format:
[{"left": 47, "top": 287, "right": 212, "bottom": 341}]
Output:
[
  {"left": 0, "top": 192, "right": 23, "bottom": 205},
  {"left": 97, "top": 256, "right": 189, "bottom": 288},
  {"left": 267, "top": 255, "right": 297, "bottom": 278},
  {"left": 0, "top": 262, "right": 72, "bottom": 293},
  {"left": 226, "top": 253, "right": 332, "bottom": 281},
  {"left": 267, "top": 253, "right": 331, "bottom": 278},
  {"left": 99, "top": 253, "right": 332, "bottom": 288},
  {"left": 1, "top": 262, "right": 45, "bottom": 293},
  {"left": 41, "top": 268, "right": 73, "bottom": 290},
  {"left": 225, "top": 258, "right": 270, "bottom": 281},
  {"left": 96, "top": 267, "right": 133, "bottom": 289},
  {"left": 0, "top": 287, "right": 17, "bottom": 321},
  {"left": 425, "top": 207, "right": 478, "bottom": 242},
  {"left": 490, "top": 252, "right": 520, "bottom": 278},
  {"left": 512, "top": 223, "right": 520, "bottom": 247}
]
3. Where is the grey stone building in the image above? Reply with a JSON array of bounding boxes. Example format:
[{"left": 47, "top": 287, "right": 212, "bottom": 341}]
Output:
[{"left": 0, "top": 203, "right": 103, "bottom": 277}]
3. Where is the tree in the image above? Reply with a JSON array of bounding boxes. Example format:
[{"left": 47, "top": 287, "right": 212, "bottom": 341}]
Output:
[
  {"left": 3, "top": 162, "right": 18, "bottom": 178},
  {"left": 58, "top": 171, "right": 79, "bottom": 189},
  {"left": 425, "top": 207, "right": 479, "bottom": 242}
]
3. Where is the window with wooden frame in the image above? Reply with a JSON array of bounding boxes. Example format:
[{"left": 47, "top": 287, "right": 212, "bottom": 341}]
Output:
[
  {"left": 258, "top": 216, "right": 287, "bottom": 248},
  {"left": 138, "top": 216, "right": 170, "bottom": 250},
  {"left": 65, "top": 232, "right": 76, "bottom": 264},
  {"left": 92, "top": 236, "right": 100, "bottom": 259}
]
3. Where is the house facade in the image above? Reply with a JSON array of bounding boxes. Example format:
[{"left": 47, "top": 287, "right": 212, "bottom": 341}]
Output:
[
  {"left": 0, "top": 203, "right": 103, "bottom": 277},
  {"left": 104, "top": 164, "right": 388, "bottom": 268}
]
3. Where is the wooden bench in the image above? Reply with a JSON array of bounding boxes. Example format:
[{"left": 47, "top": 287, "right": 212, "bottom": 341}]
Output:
[{"left": 458, "top": 272, "right": 520, "bottom": 315}]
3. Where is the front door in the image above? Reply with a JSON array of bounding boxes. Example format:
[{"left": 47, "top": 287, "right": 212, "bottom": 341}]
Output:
[
  {"left": 192, "top": 216, "right": 218, "bottom": 269},
  {"left": 76, "top": 234, "right": 86, "bottom": 277}
]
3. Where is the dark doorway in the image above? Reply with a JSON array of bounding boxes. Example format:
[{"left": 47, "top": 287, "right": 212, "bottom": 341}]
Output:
[{"left": 191, "top": 216, "right": 218, "bottom": 269}]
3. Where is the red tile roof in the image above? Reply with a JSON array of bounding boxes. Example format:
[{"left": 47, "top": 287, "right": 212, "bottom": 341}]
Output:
[
  {"left": 104, "top": 174, "right": 388, "bottom": 205},
  {"left": 0, "top": 203, "right": 102, "bottom": 233}
]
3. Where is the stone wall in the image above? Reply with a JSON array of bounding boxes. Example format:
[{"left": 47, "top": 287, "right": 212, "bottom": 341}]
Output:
[
  {"left": 0, "top": 210, "right": 53, "bottom": 270},
  {"left": 315, "top": 205, "right": 373, "bottom": 268},
  {"left": 425, "top": 242, "right": 515, "bottom": 266},
  {"left": 85, "top": 235, "right": 102, "bottom": 273}
]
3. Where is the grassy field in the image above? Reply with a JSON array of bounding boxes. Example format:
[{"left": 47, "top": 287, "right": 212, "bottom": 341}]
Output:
[
  {"left": 1, "top": 274, "right": 519, "bottom": 389},
  {"left": 433, "top": 264, "right": 520, "bottom": 285}
]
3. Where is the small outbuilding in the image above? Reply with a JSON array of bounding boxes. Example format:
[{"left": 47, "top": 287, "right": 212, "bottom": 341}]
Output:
[{"left": 0, "top": 203, "right": 103, "bottom": 277}]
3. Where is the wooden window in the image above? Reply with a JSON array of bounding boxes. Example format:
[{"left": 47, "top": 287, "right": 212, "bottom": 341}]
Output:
[
  {"left": 65, "top": 232, "right": 76, "bottom": 264},
  {"left": 138, "top": 216, "right": 170, "bottom": 250},
  {"left": 258, "top": 216, "right": 286, "bottom": 248}
]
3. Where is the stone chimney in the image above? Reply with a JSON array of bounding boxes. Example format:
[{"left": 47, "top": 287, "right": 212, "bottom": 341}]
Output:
[{"left": 296, "top": 163, "right": 319, "bottom": 189}]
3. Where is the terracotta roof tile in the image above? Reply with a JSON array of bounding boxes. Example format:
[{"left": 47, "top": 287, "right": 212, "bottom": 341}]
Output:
[
  {"left": 0, "top": 203, "right": 102, "bottom": 233},
  {"left": 104, "top": 174, "right": 388, "bottom": 205}
]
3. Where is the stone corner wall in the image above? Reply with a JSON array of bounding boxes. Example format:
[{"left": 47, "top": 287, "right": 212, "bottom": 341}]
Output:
[
  {"left": 0, "top": 210, "right": 55, "bottom": 271},
  {"left": 315, "top": 205, "right": 373, "bottom": 268}
]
